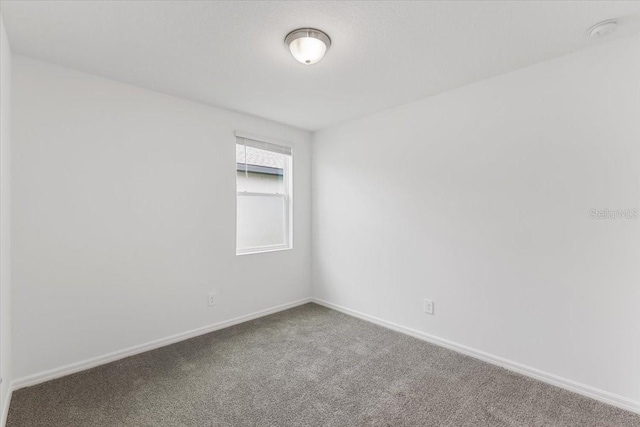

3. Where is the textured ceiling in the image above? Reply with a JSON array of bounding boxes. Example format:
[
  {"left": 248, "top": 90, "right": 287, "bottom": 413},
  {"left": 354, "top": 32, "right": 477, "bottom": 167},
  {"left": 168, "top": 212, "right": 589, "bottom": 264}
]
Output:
[{"left": 2, "top": 1, "right": 639, "bottom": 131}]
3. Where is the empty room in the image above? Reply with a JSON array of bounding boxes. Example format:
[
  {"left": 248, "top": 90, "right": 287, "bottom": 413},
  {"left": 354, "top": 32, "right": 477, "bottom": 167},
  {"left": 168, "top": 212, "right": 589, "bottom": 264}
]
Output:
[{"left": 0, "top": 1, "right": 639, "bottom": 426}]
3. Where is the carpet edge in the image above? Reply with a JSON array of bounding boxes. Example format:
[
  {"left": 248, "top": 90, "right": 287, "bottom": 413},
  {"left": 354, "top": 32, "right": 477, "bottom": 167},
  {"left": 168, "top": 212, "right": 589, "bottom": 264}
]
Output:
[
  {"left": 311, "top": 297, "right": 640, "bottom": 415},
  {"left": 12, "top": 297, "right": 312, "bottom": 391}
]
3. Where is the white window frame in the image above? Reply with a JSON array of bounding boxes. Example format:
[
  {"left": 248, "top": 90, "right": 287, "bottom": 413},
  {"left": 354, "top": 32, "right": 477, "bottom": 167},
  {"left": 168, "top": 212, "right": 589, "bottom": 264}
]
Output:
[{"left": 235, "top": 131, "right": 293, "bottom": 256}]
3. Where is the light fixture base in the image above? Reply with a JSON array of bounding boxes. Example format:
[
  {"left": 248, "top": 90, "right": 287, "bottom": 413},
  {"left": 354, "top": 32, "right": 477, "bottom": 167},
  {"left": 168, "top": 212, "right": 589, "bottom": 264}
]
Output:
[{"left": 589, "top": 19, "right": 618, "bottom": 38}]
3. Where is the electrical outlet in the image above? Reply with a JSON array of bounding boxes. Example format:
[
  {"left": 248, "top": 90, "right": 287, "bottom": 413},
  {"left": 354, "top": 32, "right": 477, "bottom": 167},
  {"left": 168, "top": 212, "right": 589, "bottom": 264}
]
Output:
[
  {"left": 423, "top": 299, "right": 434, "bottom": 315},
  {"left": 208, "top": 292, "right": 218, "bottom": 307}
]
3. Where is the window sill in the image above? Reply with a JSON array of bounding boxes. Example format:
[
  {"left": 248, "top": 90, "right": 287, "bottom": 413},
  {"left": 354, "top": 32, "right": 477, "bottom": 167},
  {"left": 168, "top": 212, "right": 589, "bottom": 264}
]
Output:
[{"left": 236, "top": 244, "right": 292, "bottom": 256}]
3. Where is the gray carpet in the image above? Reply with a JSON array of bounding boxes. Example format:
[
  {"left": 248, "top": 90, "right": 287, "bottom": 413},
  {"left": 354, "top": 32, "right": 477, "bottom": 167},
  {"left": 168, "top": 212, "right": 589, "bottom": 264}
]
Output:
[{"left": 7, "top": 303, "right": 640, "bottom": 426}]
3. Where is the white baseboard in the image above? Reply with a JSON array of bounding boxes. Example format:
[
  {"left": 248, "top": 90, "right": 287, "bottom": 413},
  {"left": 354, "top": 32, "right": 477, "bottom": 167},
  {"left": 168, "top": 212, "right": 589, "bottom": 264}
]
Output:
[
  {"left": 10, "top": 296, "right": 640, "bottom": 416},
  {"left": 1, "top": 383, "right": 12, "bottom": 427},
  {"left": 312, "top": 297, "right": 640, "bottom": 415},
  {"left": 13, "top": 298, "right": 312, "bottom": 390}
]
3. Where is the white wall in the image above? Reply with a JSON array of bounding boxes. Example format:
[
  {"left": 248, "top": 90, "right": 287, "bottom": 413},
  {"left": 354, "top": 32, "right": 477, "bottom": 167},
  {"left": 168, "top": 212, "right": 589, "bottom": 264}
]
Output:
[
  {"left": 12, "top": 56, "right": 311, "bottom": 380},
  {"left": 312, "top": 35, "right": 640, "bottom": 408},
  {"left": 0, "top": 13, "right": 12, "bottom": 427}
]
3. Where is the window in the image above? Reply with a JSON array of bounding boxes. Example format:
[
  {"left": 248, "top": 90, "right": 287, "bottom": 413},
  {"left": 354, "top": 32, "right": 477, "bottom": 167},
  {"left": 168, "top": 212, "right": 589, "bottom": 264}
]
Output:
[{"left": 236, "top": 133, "right": 292, "bottom": 255}]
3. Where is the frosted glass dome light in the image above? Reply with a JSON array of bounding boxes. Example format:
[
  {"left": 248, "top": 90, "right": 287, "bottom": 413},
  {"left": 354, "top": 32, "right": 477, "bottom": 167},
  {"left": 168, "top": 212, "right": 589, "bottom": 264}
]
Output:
[{"left": 285, "top": 28, "right": 331, "bottom": 65}]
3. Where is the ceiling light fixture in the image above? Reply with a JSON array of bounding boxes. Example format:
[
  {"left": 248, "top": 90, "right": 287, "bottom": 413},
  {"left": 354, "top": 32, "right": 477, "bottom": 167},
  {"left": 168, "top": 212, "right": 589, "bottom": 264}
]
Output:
[
  {"left": 285, "top": 28, "right": 331, "bottom": 65},
  {"left": 589, "top": 19, "right": 618, "bottom": 38}
]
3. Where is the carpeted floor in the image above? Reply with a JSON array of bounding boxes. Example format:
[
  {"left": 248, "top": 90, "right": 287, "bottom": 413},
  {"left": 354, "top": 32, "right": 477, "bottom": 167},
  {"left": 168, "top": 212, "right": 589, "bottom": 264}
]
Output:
[{"left": 7, "top": 303, "right": 640, "bottom": 426}]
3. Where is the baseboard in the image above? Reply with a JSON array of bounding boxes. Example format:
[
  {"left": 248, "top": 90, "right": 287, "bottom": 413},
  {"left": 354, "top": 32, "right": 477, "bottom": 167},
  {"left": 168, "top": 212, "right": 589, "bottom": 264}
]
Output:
[
  {"left": 312, "top": 297, "right": 640, "bottom": 415},
  {"left": 13, "top": 297, "right": 312, "bottom": 390},
  {"left": 1, "top": 383, "right": 12, "bottom": 427},
  {"left": 11, "top": 296, "right": 640, "bottom": 415}
]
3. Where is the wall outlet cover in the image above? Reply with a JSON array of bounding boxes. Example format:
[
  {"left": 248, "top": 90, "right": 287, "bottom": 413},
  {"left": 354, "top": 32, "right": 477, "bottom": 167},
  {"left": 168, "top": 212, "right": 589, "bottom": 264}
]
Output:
[{"left": 424, "top": 299, "right": 434, "bottom": 315}]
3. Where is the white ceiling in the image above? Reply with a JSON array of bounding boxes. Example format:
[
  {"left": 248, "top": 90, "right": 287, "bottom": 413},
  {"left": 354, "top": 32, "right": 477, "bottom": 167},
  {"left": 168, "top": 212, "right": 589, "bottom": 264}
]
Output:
[{"left": 2, "top": 1, "right": 639, "bottom": 131}]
